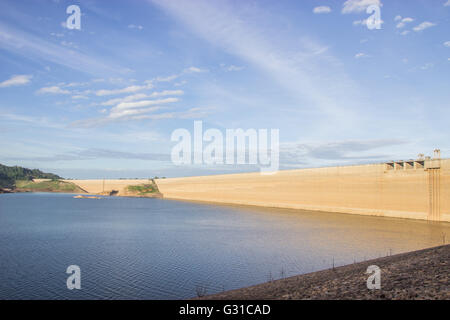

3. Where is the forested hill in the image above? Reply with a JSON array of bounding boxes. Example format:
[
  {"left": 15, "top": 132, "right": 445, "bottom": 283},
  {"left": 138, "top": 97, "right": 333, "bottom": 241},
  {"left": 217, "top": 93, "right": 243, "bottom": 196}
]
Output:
[{"left": 0, "top": 164, "right": 62, "bottom": 189}]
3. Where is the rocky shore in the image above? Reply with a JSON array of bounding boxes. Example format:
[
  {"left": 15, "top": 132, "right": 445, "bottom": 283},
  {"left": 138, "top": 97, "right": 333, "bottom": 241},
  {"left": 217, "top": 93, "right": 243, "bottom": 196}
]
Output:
[{"left": 200, "top": 244, "right": 449, "bottom": 300}]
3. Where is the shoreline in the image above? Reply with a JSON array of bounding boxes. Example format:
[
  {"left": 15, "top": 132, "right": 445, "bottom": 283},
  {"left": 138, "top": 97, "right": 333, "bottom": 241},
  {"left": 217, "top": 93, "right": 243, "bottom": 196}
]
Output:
[
  {"left": 156, "top": 196, "right": 450, "bottom": 225},
  {"left": 198, "top": 244, "right": 450, "bottom": 300},
  {"left": 0, "top": 190, "right": 162, "bottom": 198},
  {"left": 4, "top": 190, "right": 450, "bottom": 226}
]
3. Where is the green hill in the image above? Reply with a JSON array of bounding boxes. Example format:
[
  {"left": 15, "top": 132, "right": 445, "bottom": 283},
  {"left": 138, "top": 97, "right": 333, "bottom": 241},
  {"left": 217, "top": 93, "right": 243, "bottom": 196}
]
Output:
[
  {"left": 15, "top": 180, "right": 86, "bottom": 193},
  {"left": 0, "top": 163, "right": 63, "bottom": 189}
]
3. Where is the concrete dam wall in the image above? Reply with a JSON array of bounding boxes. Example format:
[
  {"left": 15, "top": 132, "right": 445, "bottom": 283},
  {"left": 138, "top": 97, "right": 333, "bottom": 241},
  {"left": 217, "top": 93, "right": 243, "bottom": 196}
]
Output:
[{"left": 155, "top": 158, "right": 450, "bottom": 222}]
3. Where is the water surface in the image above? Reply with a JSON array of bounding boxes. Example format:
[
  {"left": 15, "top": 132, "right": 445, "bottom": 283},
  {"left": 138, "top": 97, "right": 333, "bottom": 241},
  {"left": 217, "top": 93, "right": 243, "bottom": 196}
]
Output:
[{"left": 0, "top": 192, "right": 448, "bottom": 299}]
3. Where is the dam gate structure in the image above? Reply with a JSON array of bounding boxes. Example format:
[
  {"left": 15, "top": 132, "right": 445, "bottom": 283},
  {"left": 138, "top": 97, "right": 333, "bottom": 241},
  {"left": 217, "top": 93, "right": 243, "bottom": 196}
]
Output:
[{"left": 426, "top": 150, "right": 442, "bottom": 221}]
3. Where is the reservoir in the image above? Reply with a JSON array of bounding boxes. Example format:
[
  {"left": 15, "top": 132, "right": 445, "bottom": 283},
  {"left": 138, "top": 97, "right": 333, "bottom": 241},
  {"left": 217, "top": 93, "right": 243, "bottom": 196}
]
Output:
[{"left": 0, "top": 192, "right": 448, "bottom": 299}]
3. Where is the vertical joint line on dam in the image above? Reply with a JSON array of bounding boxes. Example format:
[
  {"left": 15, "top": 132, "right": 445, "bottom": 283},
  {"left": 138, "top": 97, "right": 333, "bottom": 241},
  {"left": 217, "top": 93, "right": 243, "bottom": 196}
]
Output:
[{"left": 427, "top": 167, "right": 441, "bottom": 221}]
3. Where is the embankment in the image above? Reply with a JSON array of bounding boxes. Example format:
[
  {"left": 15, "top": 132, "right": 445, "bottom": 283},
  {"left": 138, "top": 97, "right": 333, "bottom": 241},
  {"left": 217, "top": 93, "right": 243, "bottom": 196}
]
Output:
[
  {"left": 199, "top": 244, "right": 450, "bottom": 300},
  {"left": 64, "top": 179, "right": 162, "bottom": 197},
  {"left": 15, "top": 179, "right": 87, "bottom": 193},
  {"left": 155, "top": 158, "right": 450, "bottom": 222}
]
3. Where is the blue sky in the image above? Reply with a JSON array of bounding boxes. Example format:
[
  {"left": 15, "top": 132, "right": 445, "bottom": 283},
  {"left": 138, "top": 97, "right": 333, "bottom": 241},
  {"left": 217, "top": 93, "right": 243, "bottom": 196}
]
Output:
[{"left": 0, "top": 0, "right": 449, "bottom": 178}]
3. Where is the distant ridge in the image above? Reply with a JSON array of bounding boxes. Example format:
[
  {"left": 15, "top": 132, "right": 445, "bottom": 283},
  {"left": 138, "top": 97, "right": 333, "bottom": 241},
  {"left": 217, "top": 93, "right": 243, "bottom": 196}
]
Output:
[{"left": 0, "top": 163, "right": 62, "bottom": 189}]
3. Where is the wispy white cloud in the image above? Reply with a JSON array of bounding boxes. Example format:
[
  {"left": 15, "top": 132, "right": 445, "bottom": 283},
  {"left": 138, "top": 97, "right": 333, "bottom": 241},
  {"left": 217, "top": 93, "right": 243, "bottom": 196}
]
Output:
[
  {"left": 342, "top": 0, "right": 381, "bottom": 14},
  {"left": 354, "top": 52, "right": 368, "bottom": 59},
  {"left": 37, "top": 86, "right": 71, "bottom": 95},
  {"left": 0, "top": 111, "right": 64, "bottom": 129},
  {"left": 50, "top": 32, "right": 64, "bottom": 38},
  {"left": 445, "top": 0, "right": 450, "bottom": 7},
  {"left": 71, "top": 95, "right": 88, "bottom": 100},
  {"left": 280, "top": 139, "right": 407, "bottom": 165},
  {"left": 221, "top": 64, "right": 244, "bottom": 72},
  {"left": 154, "top": 74, "right": 179, "bottom": 82},
  {"left": 184, "top": 66, "right": 208, "bottom": 73},
  {"left": 413, "top": 21, "right": 436, "bottom": 32},
  {"left": 444, "top": 41, "right": 450, "bottom": 47},
  {"left": 113, "top": 97, "right": 179, "bottom": 111},
  {"left": 72, "top": 105, "right": 210, "bottom": 127},
  {"left": 396, "top": 17, "right": 414, "bottom": 29},
  {"left": 313, "top": 6, "right": 331, "bottom": 14},
  {"left": 60, "top": 40, "right": 78, "bottom": 49},
  {"left": 0, "top": 74, "right": 32, "bottom": 88},
  {"left": 353, "top": 18, "right": 384, "bottom": 27},
  {"left": 128, "top": 24, "right": 144, "bottom": 30},
  {"left": 150, "top": 0, "right": 364, "bottom": 131},
  {"left": 109, "top": 106, "right": 161, "bottom": 119},
  {"left": 0, "top": 22, "right": 127, "bottom": 75},
  {"left": 100, "top": 90, "right": 184, "bottom": 106},
  {"left": 72, "top": 95, "right": 182, "bottom": 127},
  {"left": 420, "top": 62, "right": 434, "bottom": 70},
  {"left": 95, "top": 83, "right": 154, "bottom": 96}
]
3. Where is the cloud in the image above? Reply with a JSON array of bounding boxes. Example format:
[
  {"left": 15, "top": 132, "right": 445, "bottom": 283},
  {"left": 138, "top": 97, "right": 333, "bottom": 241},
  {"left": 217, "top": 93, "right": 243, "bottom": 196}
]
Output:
[
  {"left": 444, "top": 41, "right": 450, "bottom": 47},
  {"left": 60, "top": 41, "right": 78, "bottom": 49},
  {"left": 223, "top": 65, "right": 244, "bottom": 72},
  {"left": 353, "top": 19, "right": 365, "bottom": 26},
  {"left": 100, "top": 90, "right": 184, "bottom": 106},
  {"left": 0, "top": 22, "right": 127, "bottom": 75},
  {"left": 71, "top": 95, "right": 88, "bottom": 100},
  {"left": 353, "top": 18, "right": 384, "bottom": 27},
  {"left": 72, "top": 103, "right": 211, "bottom": 127},
  {"left": 50, "top": 32, "right": 64, "bottom": 38},
  {"left": 94, "top": 67, "right": 202, "bottom": 96},
  {"left": 400, "top": 30, "right": 410, "bottom": 36},
  {"left": 342, "top": 0, "right": 381, "bottom": 14},
  {"left": 113, "top": 97, "right": 179, "bottom": 111},
  {"left": 354, "top": 52, "right": 368, "bottom": 58},
  {"left": 280, "top": 139, "right": 407, "bottom": 164},
  {"left": 420, "top": 63, "right": 434, "bottom": 70},
  {"left": 150, "top": 0, "right": 365, "bottom": 131},
  {"left": 184, "top": 66, "right": 208, "bottom": 73},
  {"left": 100, "top": 93, "right": 149, "bottom": 106},
  {"left": 445, "top": 0, "right": 450, "bottom": 7},
  {"left": 95, "top": 83, "right": 154, "bottom": 96},
  {"left": 128, "top": 24, "right": 144, "bottom": 30},
  {"left": 15, "top": 148, "right": 171, "bottom": 162},
  {"left": 154, "top": 74, "right": 179, "bottom": 82},
  {"left": 0, "top": 74, "right": 32, "bottom": 88},
  {"left": 36, "top": 86, "right": 71, "bottom": 95},
  {"left": 394, "top": 15, "right": 402, "bottom": 21},
  {"left": 396, "top": 17, "right": 414, "bottom": 29},
  {"left": 413, "top": 21, "right": 436, "bottom": 32},
  {"left": 108, "top": 106, "right": 162, "bottom": 119},
  {"left": 313, "top": 6, "right": 331, "bottom": 14},
  {"left": 72, "top": 95, "right": 183, "bottom": 127}
]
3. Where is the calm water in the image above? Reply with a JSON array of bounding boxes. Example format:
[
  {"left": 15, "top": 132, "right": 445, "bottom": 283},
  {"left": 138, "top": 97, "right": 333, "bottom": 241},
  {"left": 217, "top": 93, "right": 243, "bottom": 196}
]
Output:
[{"left": 0, "top": 192, "right": 448, "bottom": 299}]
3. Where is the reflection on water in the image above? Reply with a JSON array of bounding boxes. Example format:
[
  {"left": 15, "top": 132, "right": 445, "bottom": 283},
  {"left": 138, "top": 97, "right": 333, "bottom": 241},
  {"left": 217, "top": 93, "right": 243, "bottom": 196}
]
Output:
[{"left": 0, "top": 192, "right": 448, "bottom": 299}]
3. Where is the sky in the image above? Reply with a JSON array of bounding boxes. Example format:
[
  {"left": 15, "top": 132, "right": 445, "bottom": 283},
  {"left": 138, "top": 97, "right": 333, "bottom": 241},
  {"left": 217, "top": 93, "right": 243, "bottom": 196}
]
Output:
[{"left": 0, "top": 0, "right": 449, "bottom": 178}]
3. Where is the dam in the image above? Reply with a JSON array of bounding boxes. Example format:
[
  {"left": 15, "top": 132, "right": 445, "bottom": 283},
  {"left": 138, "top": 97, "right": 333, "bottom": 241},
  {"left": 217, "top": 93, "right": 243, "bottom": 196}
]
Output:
[
  {"left": 154, "top": 153, "right": 449, "bottom": 222},
  {"left": 65, "top": 152, "right": 449, "bottom": 222}
]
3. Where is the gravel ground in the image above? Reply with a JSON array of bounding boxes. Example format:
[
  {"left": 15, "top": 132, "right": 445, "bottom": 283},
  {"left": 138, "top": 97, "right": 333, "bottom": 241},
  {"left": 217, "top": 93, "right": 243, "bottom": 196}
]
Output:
[{"left": 200, "top": 245, "right": 449, "bottom": 300}]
